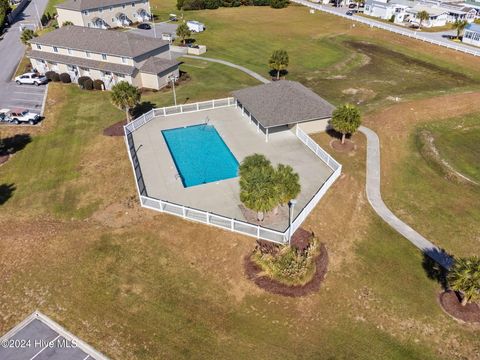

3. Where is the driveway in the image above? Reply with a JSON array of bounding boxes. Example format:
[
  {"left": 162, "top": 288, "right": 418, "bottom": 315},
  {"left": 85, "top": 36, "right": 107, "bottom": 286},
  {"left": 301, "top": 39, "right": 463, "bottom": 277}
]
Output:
[
  {"left": 0, "top": 0, "right": 49, "bottom": 116},
  {"left": 128, "top": 21, "right": 178, "bottom": 39}
]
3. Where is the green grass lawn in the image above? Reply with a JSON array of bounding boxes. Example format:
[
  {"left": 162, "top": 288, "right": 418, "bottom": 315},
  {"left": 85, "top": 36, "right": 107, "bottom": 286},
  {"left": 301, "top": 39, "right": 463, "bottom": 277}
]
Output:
[
  {"left": 383, "top": 113, "right": 480, "bottom": 256},
  {"left": 3, "top": 89, "right": 477, "bottom": 357},
  {"left": 2, "top": 4, "right": 480, "bottom": 359}
]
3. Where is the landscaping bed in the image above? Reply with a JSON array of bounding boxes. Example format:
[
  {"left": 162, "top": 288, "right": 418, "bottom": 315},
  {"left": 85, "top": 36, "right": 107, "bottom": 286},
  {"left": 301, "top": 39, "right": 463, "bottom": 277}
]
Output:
[
  {"left": 439, "top": 291, "right": 480, "bottom": 323},
  {"left": 0, "top": 154, "right": 10, "bottom": 166},
  {"left": 245, "top": 230, "right": 329, "bottom": 297},
  {"left": 103, "top": 119, "right": 127, "bottom": 137}
]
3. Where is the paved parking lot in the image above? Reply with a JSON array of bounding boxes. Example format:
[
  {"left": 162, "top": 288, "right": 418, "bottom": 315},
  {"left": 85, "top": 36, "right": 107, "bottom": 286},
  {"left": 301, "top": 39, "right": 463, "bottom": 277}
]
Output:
[
  {"left": 128, "top": 21, "right": 178, "bottom": 39},
  {"left": 0, "top": 82, "right": 47, "bottom": 114}
]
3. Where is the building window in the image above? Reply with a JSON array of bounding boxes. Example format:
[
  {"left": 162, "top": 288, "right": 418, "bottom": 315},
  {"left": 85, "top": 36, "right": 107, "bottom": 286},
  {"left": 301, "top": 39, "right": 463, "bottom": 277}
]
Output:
[
  {"left": 67, "top": 48, "right": 73, "bottom": 55},
  {"left": 86, "top": 51, "right": 91, "bottom": 58},
  {"left": 102, "top": 54, "right": 107, "bottom": 60},
  {"left": 121, "top": 57, "right": 127, "bottom": 64},
  {"left": 132, "top": 2, "right": 135, "bottom": 6},
  {"left": 116, "top": 73, "right": 125, "bottom": 78},
  {"left": 99, "top": 8, "right": 103, "bottom": 13},
  {"left": 36, "top": 44, "right": 41, "bottom": 50},
  {"left": 53, "top": 47, "right": 58, "bottom": 53},
  {"left": 110, "top": 7, "right": 113, "bottom": 11}
]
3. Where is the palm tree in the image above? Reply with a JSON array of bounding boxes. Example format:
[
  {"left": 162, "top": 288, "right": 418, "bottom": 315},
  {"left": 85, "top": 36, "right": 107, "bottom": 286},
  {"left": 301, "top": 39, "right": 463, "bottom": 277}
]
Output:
[
  {"left": 268, "top": 50, "right": 289, "bottom": 80},
  {"left": 20, "top": 29, "right": 37, "bottom": 45},
  {"left": 240, "top": 162, "right": 277, "bottom": 221},
  {"left": 330, "top": 104, "right": 362, "bottom": 144},
  {"left": 417, "top": 10, "right": 430, "bottom": 29},
  {"left": 448, "top": 256, "right": 480, "bottom": 306},
  {"left": 452, "top": 19, "right": 468, "bottom": 39},
  {"left": 110, "top": 81, "right": 141, "bottom": 122},
  {"left": 275, "top": 164, "right": 301, "bottom": 206},
  {"left": 239, "top": 153, "right": 271, "bottom": 178}
]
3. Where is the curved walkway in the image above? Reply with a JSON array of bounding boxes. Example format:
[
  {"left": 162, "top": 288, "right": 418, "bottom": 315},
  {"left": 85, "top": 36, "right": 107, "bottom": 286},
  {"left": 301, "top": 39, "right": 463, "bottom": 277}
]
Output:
[
  {"left": 183, "top": 55, "right": 271, "bottom": 84},
  {"left": 359, "top": 126, "right": 453, "bottom": 269},
  {"left": 184, "top": 54, "right": 453, "bottom": 268}
]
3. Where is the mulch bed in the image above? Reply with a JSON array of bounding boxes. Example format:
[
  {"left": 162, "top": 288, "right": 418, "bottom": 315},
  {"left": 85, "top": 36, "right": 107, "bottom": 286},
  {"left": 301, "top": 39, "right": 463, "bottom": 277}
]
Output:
[
  {"left": 330, "top": 139, "right": 355, "bottom": 152},
  {"left": 0, "top": 154, "right": 10, "bottom": 166},
  {"left": 438, "top": 291, "right": 480, "bottom": 323},
  {"left": 103, "top": 119, "right": 127, "bottom": 137},
  {"left": 244, "top": 242, "right": 329, "bottom": 297}
]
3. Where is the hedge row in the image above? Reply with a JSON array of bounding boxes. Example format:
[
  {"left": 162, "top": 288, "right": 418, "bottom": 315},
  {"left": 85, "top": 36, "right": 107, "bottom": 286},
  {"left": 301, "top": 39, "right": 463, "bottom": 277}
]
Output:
[
  {"left": 45, "top": 72, "right": 105, "bottom": 90},
  {"left": 177, "top": 0, "right": 288, "bottom": 10}
]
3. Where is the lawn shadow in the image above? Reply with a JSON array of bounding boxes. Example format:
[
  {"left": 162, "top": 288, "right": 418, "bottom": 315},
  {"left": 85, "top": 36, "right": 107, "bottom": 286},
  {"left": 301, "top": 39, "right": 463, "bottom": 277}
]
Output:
[
  {"left": 0, "top": 134, "right": 32, "bottom": 156},
  {"left": 132, "top": 101, "right": 156, "bottom": 118},
  {"left": 269, "top": 69, "right": 289, "bottom": 80},
  {"left": 0, "top": 183, "right": 15, "bottom": 205},
  {"left": 422, "top": 248, "right": 454, "bottom": 290}
]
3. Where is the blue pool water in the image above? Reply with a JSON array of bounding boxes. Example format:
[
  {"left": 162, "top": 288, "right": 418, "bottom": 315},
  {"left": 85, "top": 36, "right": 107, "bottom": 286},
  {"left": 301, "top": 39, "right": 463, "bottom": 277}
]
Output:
[{"left": 162, "top": 124, "right": 239, "bottom": 188}]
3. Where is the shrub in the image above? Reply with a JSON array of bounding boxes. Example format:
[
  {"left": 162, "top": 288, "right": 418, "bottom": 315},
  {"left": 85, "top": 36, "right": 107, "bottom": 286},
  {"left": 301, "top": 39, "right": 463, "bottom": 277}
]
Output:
[
  {"left": 93, "top": 79, "right": 104, "bottom": 90},
  {"left": 204, "top": 0, "right": 221, "bottom": 8},
  {"left": 59, "top": 73, "right": 71, "bottom": 83},
  {"left": 77, "top": 76, "right": 91, "bottom": 89},
  {"left": 252, "top": 238, "right": 320, "bottom": 285},
  {"left": 83, "top": 79, "right": 94, "bottom": 90},
  {"left": 270, "top": 0, "right": 289, "bottom": 8},
  {"left": 45, "top": 71, "right": 60, "bottom": 82}
]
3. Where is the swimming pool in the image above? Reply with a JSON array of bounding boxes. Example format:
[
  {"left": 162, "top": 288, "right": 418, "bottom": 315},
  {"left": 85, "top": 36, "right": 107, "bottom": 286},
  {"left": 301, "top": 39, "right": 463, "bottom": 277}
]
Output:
[{"left": 162, "top": 124, "right": 239, "bottom": 188}]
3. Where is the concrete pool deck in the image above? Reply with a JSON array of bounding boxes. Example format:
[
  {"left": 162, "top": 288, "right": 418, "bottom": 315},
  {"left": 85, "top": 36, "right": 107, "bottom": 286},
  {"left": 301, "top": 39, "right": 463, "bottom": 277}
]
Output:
[{"left": 131, "top": 106, "right": 334, "bottom": 231}]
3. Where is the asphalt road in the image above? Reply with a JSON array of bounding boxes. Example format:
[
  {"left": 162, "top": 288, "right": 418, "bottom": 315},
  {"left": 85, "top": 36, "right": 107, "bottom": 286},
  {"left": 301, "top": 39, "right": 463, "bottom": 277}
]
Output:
[{"left": 0, "top": 0, "right": 49, "bottom": 115}]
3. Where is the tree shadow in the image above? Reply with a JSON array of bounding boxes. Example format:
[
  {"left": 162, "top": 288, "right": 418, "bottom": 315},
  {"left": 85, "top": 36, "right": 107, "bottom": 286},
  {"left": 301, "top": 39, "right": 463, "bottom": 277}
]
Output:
[
  {"left": 0, "top": 134, "right": 32, "bottom": 156},
  {"left": 326, "top": 128, "right": 351, "bottom": 141},
  {"left": 132, "top": 101, "right": 156, "bottom": 118},
  {"left": 268, "top": 69, "right": 289, "bottom": 79},
  {"left": 422, "top": 248, "right": 454, "bottom": 290},
  {"left": 0, "top": 183, "right": 15, "bottom": 205}
]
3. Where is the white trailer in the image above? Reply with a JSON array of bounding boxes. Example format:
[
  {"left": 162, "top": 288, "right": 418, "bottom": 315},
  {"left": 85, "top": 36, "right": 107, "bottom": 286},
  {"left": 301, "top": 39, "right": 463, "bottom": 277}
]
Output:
[{"left": 186, "top": 20, "right": 205, "bottom": 32}]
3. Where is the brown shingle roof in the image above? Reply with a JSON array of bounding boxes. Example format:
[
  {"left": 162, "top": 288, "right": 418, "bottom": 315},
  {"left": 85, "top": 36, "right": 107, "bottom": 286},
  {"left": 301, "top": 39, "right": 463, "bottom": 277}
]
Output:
[
  {"left": 29, "top": 26, "right": 169, "bottom": 58},
  {"left": 232, "top": 80, "right": 335, "bottom": 129},
  {"left": 56, "top": 0, "right": 145, "bottom": 11},
  {"left": 139, "top": 57, "right": 180, "bottom": 75},
  {"left": 27, "top": 50, "right": 136, "bottom": 75}
]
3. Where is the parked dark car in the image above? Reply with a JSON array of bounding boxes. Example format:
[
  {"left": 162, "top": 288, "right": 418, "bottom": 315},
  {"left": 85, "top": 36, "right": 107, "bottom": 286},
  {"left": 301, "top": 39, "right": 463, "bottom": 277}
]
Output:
[
  {"left": 346, "top": 10, "right": 355, "bottom": 15},
  {"left": 137, "top": 23, "right": 152, "bottom": 30},
  {"left": 348, "top": 3, "right": 356, "bottom": 8}
]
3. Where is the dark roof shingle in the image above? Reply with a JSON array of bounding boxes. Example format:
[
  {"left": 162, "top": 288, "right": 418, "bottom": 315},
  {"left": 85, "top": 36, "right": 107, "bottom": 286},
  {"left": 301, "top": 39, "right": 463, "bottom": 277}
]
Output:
[
  {"left": 29, "top": 26, "right": 169, "bottom": 58},
  {"left": 139, "top": 57, "right": 180, "bottom": 75},
  {"left": 232, "top": 80, "right": 335, "bottom": 128}
]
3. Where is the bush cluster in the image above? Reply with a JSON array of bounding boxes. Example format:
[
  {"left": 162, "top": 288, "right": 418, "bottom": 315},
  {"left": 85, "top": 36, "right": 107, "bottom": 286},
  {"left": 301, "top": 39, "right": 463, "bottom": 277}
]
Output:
[
  {"left": 93, "top": 79, "right": 105, "bottom": 90},
  {"left": 177, "top": 0, "right": 287, "bottom": 10},
  {"left": 45, "top": 71, "right": 60, "bottom": 82},
  {"left": 59, "top": 73, "right": 71, "bottom": 83},
  {"left": 252, "top": 238, "right": 320, "bottom": 285}
]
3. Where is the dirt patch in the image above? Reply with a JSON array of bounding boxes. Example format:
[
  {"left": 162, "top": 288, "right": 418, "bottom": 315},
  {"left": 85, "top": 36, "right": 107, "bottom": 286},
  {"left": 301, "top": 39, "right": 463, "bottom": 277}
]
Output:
[
  {"left": 330, "top": 139, "right": 356, "bottom": 153},
  {"left": 0, "top": 154, "right": 10, "bottom": 166},
  {"left": 238, "top": 204, "right": 288, "bottom": 227},
  {"left": 439, "top": 291, "right": 480, "bottom": 324},
  {"left": 103, "top": 120, "right": 127, "bottom": 137},
  {"left": 417, "top": 130, "right": 479, "bottom": 186},
  {"left": 244, "top": 243, "right": 329, "bottom": 297}
]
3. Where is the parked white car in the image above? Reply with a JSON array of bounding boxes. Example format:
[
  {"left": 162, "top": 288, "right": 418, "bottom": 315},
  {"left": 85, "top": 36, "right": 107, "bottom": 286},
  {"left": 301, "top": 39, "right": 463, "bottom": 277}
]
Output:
[
  {"left": 187, "top": 20, "right": 205, "bottom": 33},
  {"left": 8, "top": 109, "right": 41, "bottom": 125},
  {"left": 15, "top": 72, "right": 48, "bottom": 86}
]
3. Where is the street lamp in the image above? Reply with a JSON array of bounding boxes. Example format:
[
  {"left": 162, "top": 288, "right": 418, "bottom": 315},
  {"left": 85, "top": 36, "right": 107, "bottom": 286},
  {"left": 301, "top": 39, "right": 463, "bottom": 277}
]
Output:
[
  {"left": 147, "top": 2, "right": 157, "bottom": 38},
  {"left": 168, "top": 75, "right": 177, "bottom": 106},
  {"left": 33, "top": 0, "right": 43, "bottom": 30},
  {"left": 288, "top": 199, "right": 297, "bottom": 246}
]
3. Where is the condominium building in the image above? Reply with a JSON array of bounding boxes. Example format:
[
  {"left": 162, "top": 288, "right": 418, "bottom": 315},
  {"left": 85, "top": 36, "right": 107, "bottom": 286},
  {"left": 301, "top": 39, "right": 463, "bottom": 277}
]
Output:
[
  {"left": 28, "top": 26, "right": 180, "bottom": 90},
  {"left": 56, "top": 0, "right": 152, "bottom": 28}
]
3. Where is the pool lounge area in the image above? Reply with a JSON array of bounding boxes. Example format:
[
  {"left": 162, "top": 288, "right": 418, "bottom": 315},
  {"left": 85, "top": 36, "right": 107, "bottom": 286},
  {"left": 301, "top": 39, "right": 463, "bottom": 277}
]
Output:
[{"left": 128, "top": 105, "right": 335, "bottom": 233}]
